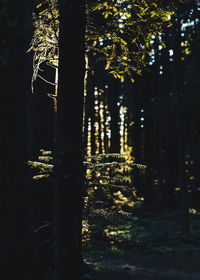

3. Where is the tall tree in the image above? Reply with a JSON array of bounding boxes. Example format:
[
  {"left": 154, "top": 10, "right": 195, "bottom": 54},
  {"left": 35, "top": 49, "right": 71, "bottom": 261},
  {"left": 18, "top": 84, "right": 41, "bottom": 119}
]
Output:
[
  {"left": 0, "top": 0, "right": 38, "bottom": 279},
  {"left": 107, "top": 77, "right": 121, "bottom": 153},
  {"left": 52, "top": 1, "right": 85, "bottom": 279}
]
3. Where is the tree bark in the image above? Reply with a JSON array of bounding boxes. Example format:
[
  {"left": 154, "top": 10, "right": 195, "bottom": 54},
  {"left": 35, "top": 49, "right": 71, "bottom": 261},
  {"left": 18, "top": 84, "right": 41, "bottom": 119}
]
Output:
[
  {"left": 86, "top": 55, "right": 96, "bottom": 155},
  {"left": 107, "top": 77, "right": 120, "bottom": 153},
  {"left": 0, "top": 1, "right": 37, "bottom": 279},
  {"left": 53, "top": 1, "right": 85, "bottom": 279},
  {"left": 173, "top": 19, "right": 189, "bottom": 234}
]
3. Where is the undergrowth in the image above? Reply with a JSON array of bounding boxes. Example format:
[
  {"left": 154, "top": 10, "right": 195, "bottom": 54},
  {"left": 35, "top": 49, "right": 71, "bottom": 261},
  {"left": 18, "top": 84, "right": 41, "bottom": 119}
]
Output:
[{"left": 83, "top": 210, "right": 200, "bottom": 258}]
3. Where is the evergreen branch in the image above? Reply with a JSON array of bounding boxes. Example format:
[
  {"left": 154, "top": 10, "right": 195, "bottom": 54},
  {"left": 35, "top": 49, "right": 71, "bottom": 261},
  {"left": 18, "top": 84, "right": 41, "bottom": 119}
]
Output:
[
  {"left": 84, "top": 161, "right": 147, "bottom": 169},
  {"left": 33, "top": 174, "right": 50, "bottom": 180},
  {"left": 40, "top": 149, "right": 52, "bottom": 156},
  {"left": 38, "top": 156, "right": 53, "bottom": 162},
  {"left": 87, "top": 182, "right": 131, "bottom": 190},
  {"left": 27, "top": 160, "right": 53, "bottom": 170},
  {"left": 85, "top": 153, "right": 127, "bottom": 159}
]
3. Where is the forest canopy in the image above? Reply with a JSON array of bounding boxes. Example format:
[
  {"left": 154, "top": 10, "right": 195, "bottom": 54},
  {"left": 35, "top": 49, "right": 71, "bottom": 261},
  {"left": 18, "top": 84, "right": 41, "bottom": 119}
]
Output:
[{"left": 30, "top": 0, "right": 174, "bottom": 85}]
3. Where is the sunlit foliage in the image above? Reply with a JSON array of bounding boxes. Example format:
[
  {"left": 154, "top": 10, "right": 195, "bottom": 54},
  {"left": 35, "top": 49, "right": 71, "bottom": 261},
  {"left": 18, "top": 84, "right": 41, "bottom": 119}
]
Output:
[
  {"left": 29, "top": 0, "right": 59, "bottom": 89},
  {"left": 27, "top": 149, "right": 53, "bottom": 180},
  {"left": 30, "top": 0, "right": 174, "bottom": 85},
  {"left": 84, "top": 153, "right": 146, "bottom": 218},
  {"left": 86, "top": 0, "right": 173, "bottom": 82}
]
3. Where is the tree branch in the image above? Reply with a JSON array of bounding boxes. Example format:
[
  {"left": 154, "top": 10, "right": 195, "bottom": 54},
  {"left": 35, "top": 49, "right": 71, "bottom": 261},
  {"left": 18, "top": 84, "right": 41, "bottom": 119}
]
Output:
[
  {"left": 37, "top": 74, "right": 57, "bottom": 86},
  {"left": 46, "top": 61, "right": 58, "bottom": 69}
]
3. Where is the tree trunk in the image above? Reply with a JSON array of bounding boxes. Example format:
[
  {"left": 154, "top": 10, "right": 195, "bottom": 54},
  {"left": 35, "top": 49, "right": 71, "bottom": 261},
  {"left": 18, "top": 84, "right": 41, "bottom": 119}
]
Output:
[
  {"left": 97, "top": 89, "right": 103, "bottom": 154},
  {"left": 86, "top": 55, "right": 95, "bottom": 155},
  {"left": 53, "top": 1, "right": 85, "bottom": 279},
  {"left": 83, "top": 53, "right": 89, "bottom": 155},
  {"left": 107, "top": 77, "right": 120, "bottom": 153},
  {"left": 103, "top": 91, "right": 108, "bottom": 153},
  {"left": 24, "top": 1, "right": 41, "bottom": 278},
  {"left": 173, "top": 19, "right": 189, "bottom": 234},
  {"left": 0, "top": 1, "right": 38, "bottom": 279}
]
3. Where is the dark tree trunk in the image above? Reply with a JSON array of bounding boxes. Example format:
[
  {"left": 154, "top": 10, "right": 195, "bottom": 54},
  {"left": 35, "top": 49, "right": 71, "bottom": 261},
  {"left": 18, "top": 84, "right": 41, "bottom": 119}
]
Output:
[
  {"left": 97, "top": 89, "right": 103, "bottom": 154},
  {"left": 107, "top": 78, "right": 120, "bottom": 153},
  {"left": 157, "top": 43, "right": 171, "bottom": 209},
  {"left": 176, "top": 104, "right": 189, "bottom": 234},
  {"left": 53, "top": 1, "right": 85, "bottom": 279},
  {"left": 173, "top": 20, "right": 189, "bottom": 234},
  {"left": 131, "top": 80, "right": 144, "bottom": 196},
  {"left": 103, "top": 92, "right": 108, "bottom": 153},
  {"left": 143, "top": 71, "right": 156, "bottom": 207},
  {"left": 86, "top": 56, "right": 96, "bottom": 155},
  {"left": 24, "top": 1, "right": 41, "bottom": 278},
  {"left": 0, "top": 1, "right": 37, "bottom": 279},
  {"left": 83, "top": 53, "right": 89, "bottom": 155}
]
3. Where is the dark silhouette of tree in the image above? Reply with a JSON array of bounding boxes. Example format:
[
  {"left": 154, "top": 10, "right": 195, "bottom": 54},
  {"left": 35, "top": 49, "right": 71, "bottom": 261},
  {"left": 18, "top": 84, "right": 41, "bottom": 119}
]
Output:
[
  {"left": 0, "top": 0, "right": 40, "bottom": 279},
  {"left": 107, "top": 77, "right": 121, "bottom": 153},
  {"left": 52, "top": 1, "right": 85, "bottom": 279}
]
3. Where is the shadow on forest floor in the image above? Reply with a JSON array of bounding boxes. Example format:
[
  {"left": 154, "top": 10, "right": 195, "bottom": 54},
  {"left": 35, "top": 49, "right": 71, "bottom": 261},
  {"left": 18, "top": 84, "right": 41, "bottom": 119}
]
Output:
[
  {"left": 84, "top": 252, "right": 200, "bottom": 280},
  {"left": 83, "top": 210, "right": 200, "bottom": 280}
]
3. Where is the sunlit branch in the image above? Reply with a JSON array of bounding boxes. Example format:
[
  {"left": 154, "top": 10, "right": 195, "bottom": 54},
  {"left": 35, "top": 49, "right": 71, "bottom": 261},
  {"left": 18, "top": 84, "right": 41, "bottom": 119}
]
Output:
[
  {"left": 37, "top": 74, "right": 57, "bottom": 86},
  {"left": 87, "top": 183, "right": 132, "bottom": 189},
  {"left": 46, "top": 61, "right": 58, "bottom": 69},
  {"left": 47, "top": 93, "right": 57, "bottom": 99}
]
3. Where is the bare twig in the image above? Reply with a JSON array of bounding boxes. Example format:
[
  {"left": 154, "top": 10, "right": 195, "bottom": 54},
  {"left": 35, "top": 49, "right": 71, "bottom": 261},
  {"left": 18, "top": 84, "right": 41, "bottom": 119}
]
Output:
[
  {"left": 34, "top": 221, "right": 51, "bottom": 233},
  {"left": 37, "top": 74, "right": 57, "bottom": 86},
  {"left": 46, "top": 61, "right": 58, "bottom": 69}
]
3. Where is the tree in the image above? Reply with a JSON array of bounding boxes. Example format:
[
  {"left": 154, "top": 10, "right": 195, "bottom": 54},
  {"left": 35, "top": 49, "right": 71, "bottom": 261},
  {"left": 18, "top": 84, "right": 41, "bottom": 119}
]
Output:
[
  {"left": 107, "top": 77, "right": 121, "bottom": 153},
  {"left": 0, "top": 0, "right": 39, "bottom": 279},
  {"left": 29, "top": 1, "right": 175, "bottom": 278},
  {"left": 52, "top": 1, "right": 85, "bottom": 279}
]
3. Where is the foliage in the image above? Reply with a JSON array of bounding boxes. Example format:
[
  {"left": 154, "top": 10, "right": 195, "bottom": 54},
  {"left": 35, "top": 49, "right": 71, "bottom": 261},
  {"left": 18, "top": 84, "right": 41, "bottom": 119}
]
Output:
[
  {"left": 28, "top": 150, "right": 146, "bottom": 214},
  {"left": 84, "top": 153, "right": 146, "bottom": 222},
  {"left": 28, "top": 0, "right": 59, "bottom": 90},
  {"left": 29, "top": 0, "right": 174, "bottom": 86},
  {"left": 86, "top": 0, "right": 173, "bottom": 82},
  {"left": 27, "top": 149, "right": 53, "bottom": 180},
  {"left": 83, "top": 209, "right": 200, "bottom": 258}
]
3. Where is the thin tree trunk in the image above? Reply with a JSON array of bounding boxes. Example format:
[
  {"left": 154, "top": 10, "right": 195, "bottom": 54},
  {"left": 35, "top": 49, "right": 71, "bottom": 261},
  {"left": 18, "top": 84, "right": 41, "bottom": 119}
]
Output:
[
  {"left": 176, "top": 105, "right": 189, "bottom": 234},
  {"left": 107, "top": 78, "right": 120, "bottom": 153},
  {"left": 83, "top": 53, "right": 89, "bottom": 154},
  {"left": 97, "top": 89, "right": 103, "bottom": 154},
  {"left": 103, "top": 92, "right": 108, "bottom": 153},
  {"left": 86, "top": 55, "right": 95, "bottom": 155},
  {"left": 173, "top": 19, "right": 189, "bottom": 234}
]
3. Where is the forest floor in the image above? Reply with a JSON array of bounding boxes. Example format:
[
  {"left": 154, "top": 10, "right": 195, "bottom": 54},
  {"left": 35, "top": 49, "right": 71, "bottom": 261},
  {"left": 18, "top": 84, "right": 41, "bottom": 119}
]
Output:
[
  {"left": 83, "top": 210, "right": 200, "bottom": 280},
  {"left": 84, "top": 252, "right": 200, "bottom": 280}
]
